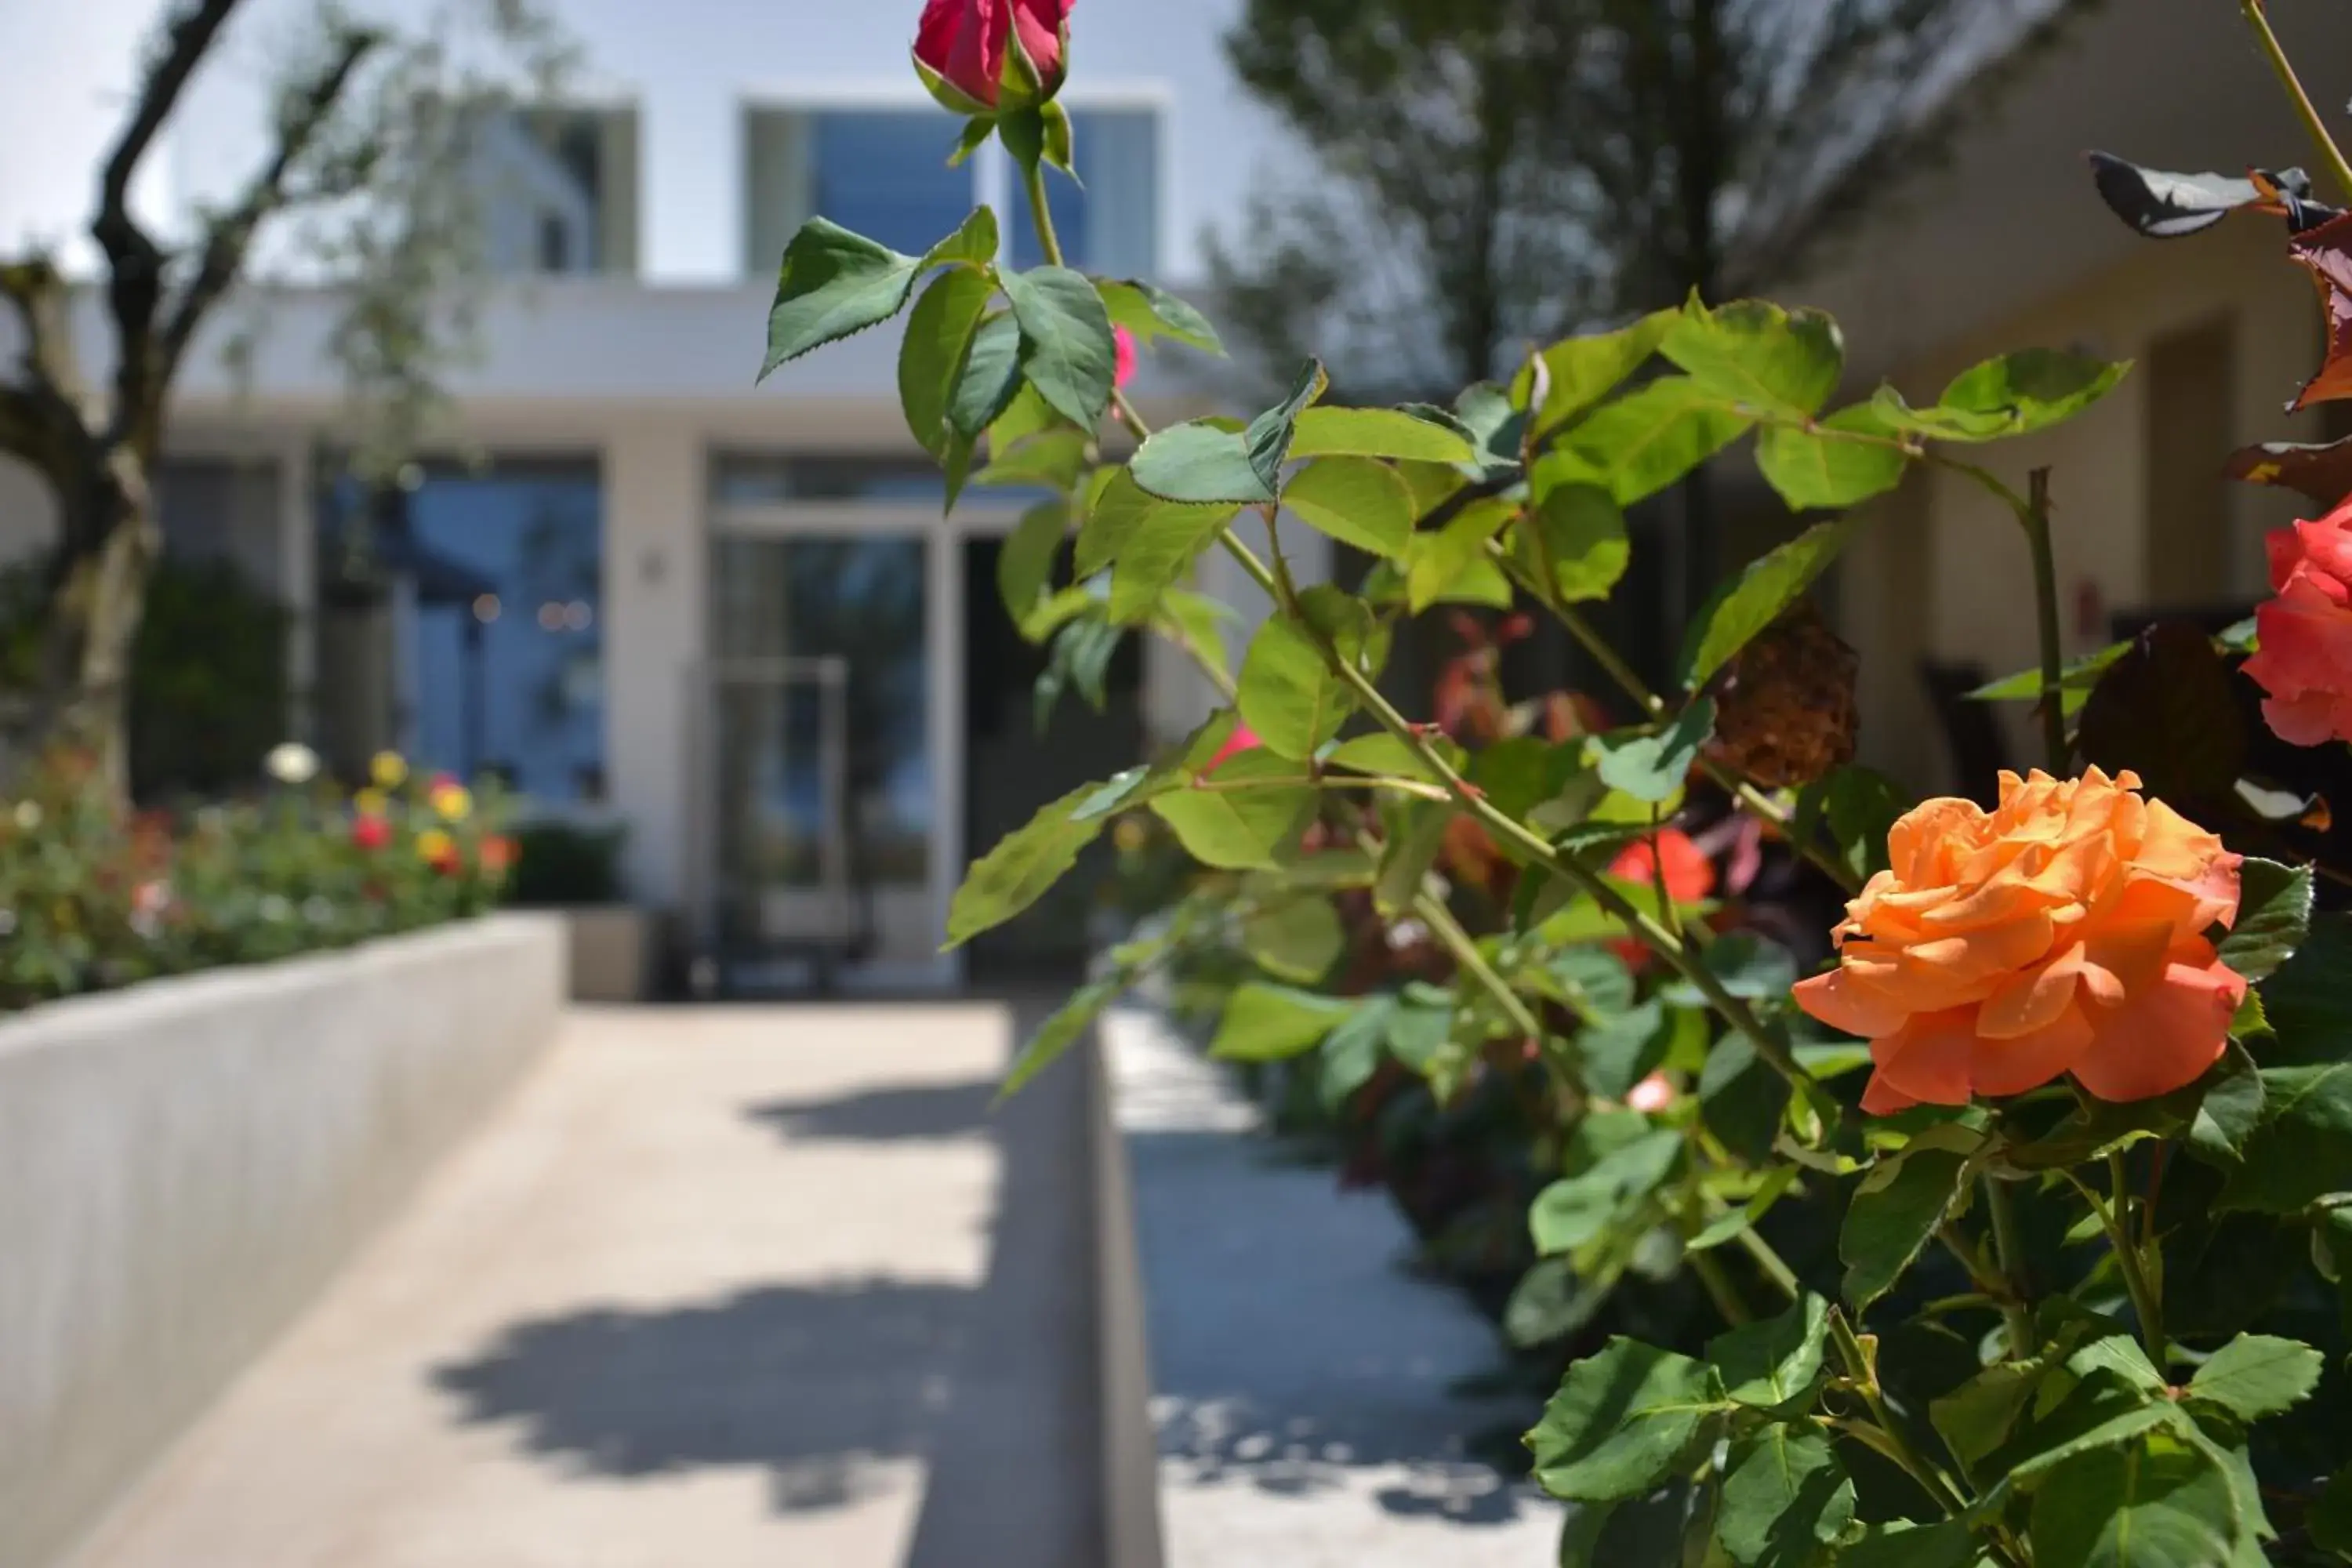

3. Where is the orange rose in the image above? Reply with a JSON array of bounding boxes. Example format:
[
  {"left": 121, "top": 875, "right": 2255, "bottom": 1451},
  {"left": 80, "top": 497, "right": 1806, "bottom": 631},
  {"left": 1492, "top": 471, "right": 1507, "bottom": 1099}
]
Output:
[{"left": 1794, "top": 768, "right": 2244, "bottom": 1113}]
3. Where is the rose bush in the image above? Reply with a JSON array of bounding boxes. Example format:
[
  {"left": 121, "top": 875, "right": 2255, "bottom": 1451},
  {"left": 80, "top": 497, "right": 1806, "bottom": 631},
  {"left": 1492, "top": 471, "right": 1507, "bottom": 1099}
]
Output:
[{"left": 764, "top": 2, "right": 2352, "bottom": 1560}]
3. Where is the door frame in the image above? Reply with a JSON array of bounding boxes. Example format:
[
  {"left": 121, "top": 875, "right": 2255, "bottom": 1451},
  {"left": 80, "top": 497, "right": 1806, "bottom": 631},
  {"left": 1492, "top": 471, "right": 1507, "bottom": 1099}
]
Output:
[{"left": 706, "top": 492, "right": 1033, "bottom": 990}]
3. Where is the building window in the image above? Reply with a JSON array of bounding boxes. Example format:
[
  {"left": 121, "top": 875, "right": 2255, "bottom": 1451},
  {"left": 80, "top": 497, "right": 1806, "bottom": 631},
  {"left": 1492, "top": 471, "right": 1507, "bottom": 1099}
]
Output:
[
  {"left": 710, "top": 453, "right": 1044, "bottom": 511},
  {"left": 742, "top": 102, "right": 1161, "bottom": 281},
  {"left": 319, "top": 462, "right": 606, "bottom": 802},
  {"left": 473, "top": 105, "right": 640, "bottom": 278},
  {"left": 1006, "top": 109, "right": 1160, "bottom": 276}
]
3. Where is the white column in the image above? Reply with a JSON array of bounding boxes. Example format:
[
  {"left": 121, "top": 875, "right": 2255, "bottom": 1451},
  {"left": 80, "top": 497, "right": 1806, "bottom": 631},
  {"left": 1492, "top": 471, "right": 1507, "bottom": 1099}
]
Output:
[
  {"left": 602, "top": 417, "right": 706, "bottom": 910},
  {"left": 930, "top": 524, "right": 967, "bottom": 988}
]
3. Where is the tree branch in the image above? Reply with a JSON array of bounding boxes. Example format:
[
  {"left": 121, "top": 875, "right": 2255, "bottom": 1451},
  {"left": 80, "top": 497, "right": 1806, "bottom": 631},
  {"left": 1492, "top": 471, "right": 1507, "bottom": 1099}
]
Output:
[
  {"left": 96, "top": 0, "right": 245, "bottom": 445},
  {"left": 147, "top": 24, "right": 383, "bottom": 437},
  {"left": 0, "top": 258, "right": 93, "bottom": 481}
]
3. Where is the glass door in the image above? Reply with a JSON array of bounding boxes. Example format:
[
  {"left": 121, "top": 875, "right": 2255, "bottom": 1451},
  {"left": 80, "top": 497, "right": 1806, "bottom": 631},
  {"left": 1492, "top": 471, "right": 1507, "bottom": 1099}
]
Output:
[{"left": 703, "top": 530, "right": 937, "bottom": 985}]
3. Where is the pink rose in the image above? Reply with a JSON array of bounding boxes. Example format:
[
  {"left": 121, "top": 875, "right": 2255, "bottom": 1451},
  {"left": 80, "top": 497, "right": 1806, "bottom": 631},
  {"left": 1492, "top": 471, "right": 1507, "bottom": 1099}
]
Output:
[
  {"left": 914, "top": 0, "right": 1069, "bottom": 111},
  {"left": 1114, "top": 325, "right": 1137, "bottom": 390},
  {"left": 2245, "top": 498, "right": 2352, "bottom": 746}
]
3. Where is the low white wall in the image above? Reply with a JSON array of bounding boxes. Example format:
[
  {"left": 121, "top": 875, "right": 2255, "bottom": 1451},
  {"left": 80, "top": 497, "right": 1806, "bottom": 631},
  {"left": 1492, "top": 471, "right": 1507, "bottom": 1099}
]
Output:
[{"left": 0, "top": 915, "right": 566, "bottom": 1568}]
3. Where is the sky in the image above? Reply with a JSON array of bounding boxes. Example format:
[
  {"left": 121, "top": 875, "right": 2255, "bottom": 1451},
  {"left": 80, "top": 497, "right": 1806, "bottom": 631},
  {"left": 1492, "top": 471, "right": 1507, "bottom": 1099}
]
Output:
[{"left": 0, "top": 0, "right": 1295, "bottom": 285}]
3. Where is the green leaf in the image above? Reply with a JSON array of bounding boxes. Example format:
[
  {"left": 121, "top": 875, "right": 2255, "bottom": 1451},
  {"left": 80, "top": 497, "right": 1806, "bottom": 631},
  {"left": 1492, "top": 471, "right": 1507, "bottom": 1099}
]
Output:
[
  {"left": 1327, "top": 731, "right": 1439, "bottom": 782},
  {"left": 1990, "top": 1370, "right": 2177, "bottom": 1486},
  {"left": 1699, "top": 1033, "right": 1793, "bottom": 1165},
  {"left": 1128, "top": 421, "right": 1274, "bottom": 505},
  {"left": 1832, "top": 1520, "right": 1986, "bottom": 1568},
  {"left": 1594, "top": 701, "right": 1718, "bottom": 802},
  {"left": 1246, "top": 359, "right": 1331, "bottom": 493},
  {"left": 949, "top": 312, "right": 1025, "bottom": 440},
  {"left": 1077, "top": 468, "right": 1155, "bottom": 576},
  {"left": 1517, "top": 309, "right": 1675, "bottom": 434},
  {"left": 1682, "top": 514, "right": 1860, "bottom": 688},
  {"left": 2028, "top": 1429, "right": 2241, "bottom": 1568},
  {"left": 2217, "top": 858, "right": 2313, "bottom": 985},
  {"left": 1708, "top": 1292, "right": 1831, "bottom": 1409},
  {"left": 1579, "top": 1002, "right": 1672, "bottom": 1102},
  {"left": 1755, "top": 404, "right": 1911, "bottom": 511},
  {"left": 1405, "top": 496, "right": 1516, "bottom": 612},
  {"left": 1107, "top": 492, "right": 1243, "bottom": 622},
  {"left": 1318, "top": 996, "right": 1394, "bottom": 1108},
  {"left": 1968, "top": 639, "right": 2132, "bottom": 713},
  {"left": 1663, "top": 299, "right": 1845, "bottom": 418},
  {"left": 1096, "top": 277, "right": 1224, "bottom": 355},
  {"left": 1528, "top": 1339, "right": 1730, "bottom": 1502},
  {"left": 1718, "top": 1423, "right": 1857, "bottom": 1568},
  {"left": 1516, "top": 480, "right": 1630, "bottom": 604},
  {"left": 2216, "top": 1059, "right": 2352, "bottom": 1213},
  {"left": 1243, "top": 896, "right": 1346, "bottom": 985},
  {"left": 1281, "top": 456, "right": 1416, "bottom": 557},
  {"left": 2185, "top": 1334, "right": 2323, "bottom": 1421},
  {"left": 900, "top": 267, "right": 996, "bottom": 457},
  {"left": 1940, "top": 350, "right": 2129, "bottom": 437},
  {"left": 945, "top": 783, "right": 1106, "bottom": 947},
  {"left": 1374, "top": 800, "right": 1451, "bottom": 916},
  {"left": 761, "top": 219, "right": 923, "bottom": 379},
  {"left": 1287, "top": 406, "right": 1478, "bottom": 464},
  {"left": 1530, "top": 1130, "right": 1683, "bottom": 1254},
  {"left": 1504, "top": 1258, "right": 1616, "bottom": 1351},
  {"left": 1840, "top": 1127, "right": 1980, "bottom": 1311},
  {"left": 1001, "top": 265, "right": 1119, "bottom": 430},
  {"left": 998, "top": 499, "right": 1067, "bottom": 624},
  {"left": 1932, "top": 1361, "right": 2046, "bottom": 1475},
  {"left": 1566, "top": 376, "right": 1755, "bottom": 506},
  {"left": 1871, "top": 383, "right": 2016, "bottom": 443},
  {"left": 1000, "top": 977, "right": 1120, "bottom": 1099},
  {"left": 1795, "top": 765, "right": 1907, "bottom": 884},
  {"left": 2187, "top": 1043, "right": 2266, "bottom": 1166},
  {"left": 975, "top": 426, "right": 1089, "bottom": 491},
  {"left": 1149, "top": 750, "right": 1316, "bottom": 869},
  {"left": 1210, "top": 982, "right": 1355, "bottom": 1062},
  {"left": 1152, "top": 590, "right": 1235, "bottom": 685},
  {"left": 1236, "top": 592, "right": 1379, "bottom": 760},
  {"left": 2310, "top": 1462, "right": 2352, "bottom": 1556}
]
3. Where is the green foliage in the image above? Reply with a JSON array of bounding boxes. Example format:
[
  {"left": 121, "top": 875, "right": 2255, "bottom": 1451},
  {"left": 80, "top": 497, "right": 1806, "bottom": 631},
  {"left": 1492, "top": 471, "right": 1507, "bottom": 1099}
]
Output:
[
  {"left": 779, "top": 54, "right": 2352, "bottom": 1568},
  {"left": 0, "top": 750, "right": 511, "bottom": 1012}
]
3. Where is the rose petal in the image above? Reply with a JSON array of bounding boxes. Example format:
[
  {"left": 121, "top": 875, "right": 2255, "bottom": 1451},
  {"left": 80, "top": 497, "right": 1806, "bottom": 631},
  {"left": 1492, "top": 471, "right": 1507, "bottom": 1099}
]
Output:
[
  {"left": 2070, "top": 957, "right": 2245, "bottom": 1102},
  {"left": 1871, "top": 1009, "right": 1977, "bottom": 1107},
  {"left": 1860, "top": 1071, "right": 1921, "bottom": 1116},
  {"left": 1969, "top": 1000, "right": 2094, "bottom": 1096},
  {"left": 1793, "top": 967, "right": 1910, "bottom": 1039}
]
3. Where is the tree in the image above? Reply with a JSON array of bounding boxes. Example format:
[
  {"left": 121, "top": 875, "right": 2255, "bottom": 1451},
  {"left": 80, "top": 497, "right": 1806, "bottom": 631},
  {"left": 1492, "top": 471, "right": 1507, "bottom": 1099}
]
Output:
[
  {"left": 0, "top": 0, "right": 571, "bottom": 800},
  {"left": 1212, "top": 0, "right": 2089, "bottom": 615}
]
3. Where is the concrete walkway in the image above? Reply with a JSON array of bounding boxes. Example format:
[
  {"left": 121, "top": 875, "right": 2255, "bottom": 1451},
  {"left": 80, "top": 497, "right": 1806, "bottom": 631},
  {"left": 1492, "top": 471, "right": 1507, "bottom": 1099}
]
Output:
[
  {"left": 1105, "top": 1006, "right": 1563, "bottom": 1566},
  {"left": 64, "top": 1005, "right": 1102, "bottom": 1568}
]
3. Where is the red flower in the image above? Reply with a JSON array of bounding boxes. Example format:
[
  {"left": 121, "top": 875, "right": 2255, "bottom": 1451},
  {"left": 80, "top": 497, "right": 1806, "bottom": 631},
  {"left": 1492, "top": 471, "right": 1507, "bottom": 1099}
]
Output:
[
  {"left": 351, "top": 814, "right": 391, "bottom": 852},
  {"left": 1605, "top": 829, "right": 1717, "bottom": 967},
  {"left": 2245, "top": 498, "right": 2352, "bottom": 745},
  {"left": 481, "top": 834, "right": 518, "bottom": 875},
  {"left": 1114, "top": 325, "right": 1137, "bottom": 390},
  {"left": 914, "top": 0, "right": 1069, "bottom": 111}
]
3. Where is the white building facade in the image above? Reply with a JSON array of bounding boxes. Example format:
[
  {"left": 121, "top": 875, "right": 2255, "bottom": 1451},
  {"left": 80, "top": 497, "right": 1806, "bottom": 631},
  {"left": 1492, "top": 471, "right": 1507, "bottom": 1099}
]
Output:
[{"left": 0, "top": 0, "right": 1312, "bottom": 989}]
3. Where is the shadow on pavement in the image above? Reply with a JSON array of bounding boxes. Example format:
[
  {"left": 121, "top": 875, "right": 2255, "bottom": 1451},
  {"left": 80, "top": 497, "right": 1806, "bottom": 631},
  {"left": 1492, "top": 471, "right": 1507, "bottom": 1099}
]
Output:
[
  {"left": 740, "top": 1080, "right": 996, "bottom": 1145},
  {"left": 428, "top": 999, "right": 1104, "bottom": 1566}
]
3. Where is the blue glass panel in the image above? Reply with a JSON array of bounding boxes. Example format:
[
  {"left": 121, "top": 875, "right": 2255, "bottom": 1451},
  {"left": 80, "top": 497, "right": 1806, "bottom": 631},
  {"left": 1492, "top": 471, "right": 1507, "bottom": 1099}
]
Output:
[
  {"left": 401, "top": 463, "right": 605, "bottom": 803},
  {"left": 1007, "top": 109, "right": 1160, "bottom": 275},
  {"left": 811, "top": 111, "right": 975, "bottom": 257}
]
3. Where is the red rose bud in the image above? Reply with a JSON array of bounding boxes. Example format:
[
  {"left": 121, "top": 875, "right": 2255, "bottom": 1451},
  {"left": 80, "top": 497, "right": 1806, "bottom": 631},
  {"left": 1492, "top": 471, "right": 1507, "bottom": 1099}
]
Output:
[
  {"left": 352, "top": 814, "right": 391, "bottom": 852},
  {"left": 1202, "top": 723, "right": 1263, "bottom": 776},
  {"left": 1114, "top": 325, "right": 1137, "bottom": 390},
  {"left": 914, "top": 0, "right": 1070, "bottom": 114}
]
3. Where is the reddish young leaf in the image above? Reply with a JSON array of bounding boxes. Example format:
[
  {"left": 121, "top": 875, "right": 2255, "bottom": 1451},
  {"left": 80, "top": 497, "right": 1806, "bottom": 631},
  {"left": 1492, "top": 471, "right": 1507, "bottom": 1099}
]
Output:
[{"left": 2290, "top": 212, "right": 2352, "bottom": 409}]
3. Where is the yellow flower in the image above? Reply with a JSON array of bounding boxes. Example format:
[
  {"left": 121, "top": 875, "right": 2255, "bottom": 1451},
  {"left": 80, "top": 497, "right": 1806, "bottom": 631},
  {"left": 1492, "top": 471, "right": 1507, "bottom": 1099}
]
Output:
[
  {"left": 354, "top": 786, "right": 390, "bottom": 818},
  {"left": 371, "top": 751, "right": 409, "bottom": 789},
  {"left": 429, "top": 782, "right": 473, "bottom": 822},
  {"left": 415, "top": 828, "right": 456, "bottom": 866}
]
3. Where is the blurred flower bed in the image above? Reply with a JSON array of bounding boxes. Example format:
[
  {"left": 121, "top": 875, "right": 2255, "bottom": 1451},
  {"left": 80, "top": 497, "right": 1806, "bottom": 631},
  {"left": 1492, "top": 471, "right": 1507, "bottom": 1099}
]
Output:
[{"left": 0, "top": 746, "right": 513, "bottom": 1013}]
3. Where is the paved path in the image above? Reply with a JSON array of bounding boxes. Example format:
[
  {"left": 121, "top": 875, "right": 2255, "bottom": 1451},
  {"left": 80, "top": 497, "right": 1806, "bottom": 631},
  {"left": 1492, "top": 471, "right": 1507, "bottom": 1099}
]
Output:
[
  {"left": 1105, "top": 1006, "right": 1563, "bottom": 1567},
  {"left": 67, "top": 1004, "right": 1102, "bottom": 1568}
]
